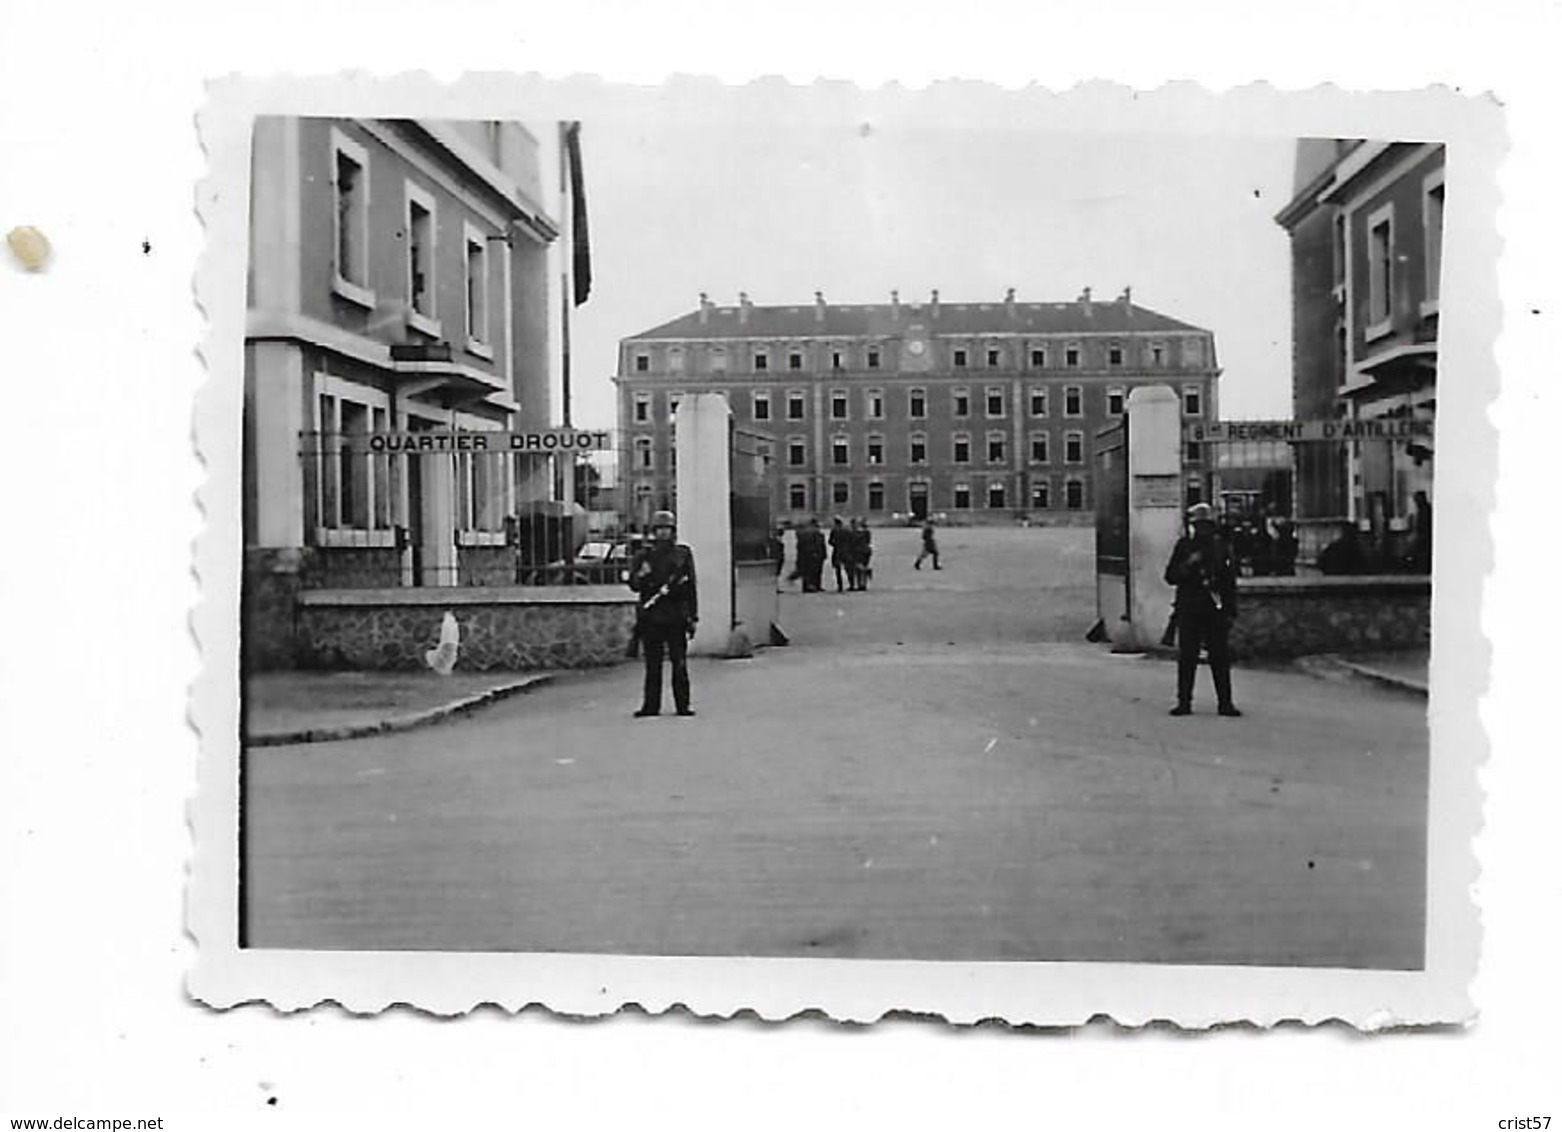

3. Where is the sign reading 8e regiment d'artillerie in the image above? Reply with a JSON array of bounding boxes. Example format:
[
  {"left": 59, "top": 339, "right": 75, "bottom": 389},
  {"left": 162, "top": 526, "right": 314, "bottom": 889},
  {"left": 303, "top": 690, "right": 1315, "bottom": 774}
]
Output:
[{"left": 1185, "top": 418, "right": 1434, "bottom": 443}]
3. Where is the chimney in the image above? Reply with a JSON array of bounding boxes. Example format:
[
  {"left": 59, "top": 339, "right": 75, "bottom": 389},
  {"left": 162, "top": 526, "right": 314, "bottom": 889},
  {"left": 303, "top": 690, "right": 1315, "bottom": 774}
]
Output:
[
  {"left": 1078, "top": 286, "right": 1093, "bottom": 318},
  {"left": 1119, "top": 285, "right": 1132, "bottom": 323},
  {"left": 739, "top": 291, "right": 751, "bottom": 325},
  {"left": 930, "top": 288, "right": 940, "bottom": 319},
  {"left": 699, "top": 291, "right": 711, "bottom": 325},
  {"left": 815, "top": 290, "right": 827, "bottom": 323},
  {"left": 890, "top": 289, "right": 900, "bottom": 320},
  {"left": 1004, "top": 287, "right": 1016, "bottom": 319}
]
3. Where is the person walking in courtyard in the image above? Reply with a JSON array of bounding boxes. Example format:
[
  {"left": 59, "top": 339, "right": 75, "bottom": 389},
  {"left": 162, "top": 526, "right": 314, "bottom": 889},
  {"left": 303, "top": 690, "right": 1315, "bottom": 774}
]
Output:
[
  {"left": 849, "top": 517, "right": 873, "bottom": 590},
  {"left": 828, "top": 516, "right": 852, "bottom": 592},
  {"left": 797, "top": 517, "right": 827, "bottom": 593},
  {"left": 914, "top": 517, "right": 941, "bottom": 570},
  {"left": 1163, "top": 501, "right": 1241, "bottom": 717},
  {"left": 769, "top": 525, "right": 786, "bottom": 591},
  {"left": 627, "top": 510, "right": 698, "bottom": 718}
]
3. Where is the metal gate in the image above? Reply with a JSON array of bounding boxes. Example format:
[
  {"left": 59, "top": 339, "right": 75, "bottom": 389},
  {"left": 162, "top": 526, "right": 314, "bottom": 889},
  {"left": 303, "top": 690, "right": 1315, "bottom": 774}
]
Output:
[
  {"left": 298, "top": 429, "right": 604, "bottom": 588},
  {"left": 1093, "top": 415, "right": 1130, "bottom": 617},
  {"left": 730, "top": 425, "right": 775, "bottom": 633},
  {"left": 1189, "top": 417, "right": 1433, "bottom": 575}
]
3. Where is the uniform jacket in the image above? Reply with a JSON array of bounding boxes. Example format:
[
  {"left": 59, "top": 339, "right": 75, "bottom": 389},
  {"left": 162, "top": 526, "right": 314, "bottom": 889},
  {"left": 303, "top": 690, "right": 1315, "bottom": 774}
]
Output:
[
  {"left": 797, "top": 526, "right": 827, "bottom": 565},
  {"left": 828, "top": 524, "right": 851, "bottom": 564},
  {"left": 628, "top": 541, "right": 698, "bottom": 629},
  {"left": 1164, "top": 534, "right": 1238, "bottom": 619}
]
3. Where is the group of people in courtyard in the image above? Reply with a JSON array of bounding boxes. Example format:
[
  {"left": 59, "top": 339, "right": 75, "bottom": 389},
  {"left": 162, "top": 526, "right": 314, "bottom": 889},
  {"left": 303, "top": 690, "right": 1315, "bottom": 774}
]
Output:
[
  {"left": 1220, "top": 510, "right": 1299, "bottom": 577},
  {"left": 779, "top": 517, "right": 875, "bottom": 593}
]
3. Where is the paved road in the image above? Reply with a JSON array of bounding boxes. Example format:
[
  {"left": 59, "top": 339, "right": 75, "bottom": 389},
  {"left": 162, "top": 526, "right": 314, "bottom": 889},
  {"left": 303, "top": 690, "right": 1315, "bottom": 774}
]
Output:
[{"left": 245, "top": 526, "right": 1427, "bottom": 968}]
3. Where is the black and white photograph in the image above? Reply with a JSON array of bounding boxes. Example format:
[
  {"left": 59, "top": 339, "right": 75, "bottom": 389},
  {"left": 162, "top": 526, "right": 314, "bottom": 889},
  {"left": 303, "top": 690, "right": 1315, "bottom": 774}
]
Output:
[
  {"left": 184, "top": 79, "right": 1491, "bottom": 1025},
  {"left": 7, "top": 1, "right": 1561, "bottom": 1124}
]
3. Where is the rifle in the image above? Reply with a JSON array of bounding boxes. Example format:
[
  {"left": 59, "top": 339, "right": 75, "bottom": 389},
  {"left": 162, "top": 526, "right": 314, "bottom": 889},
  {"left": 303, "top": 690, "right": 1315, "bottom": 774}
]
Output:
[
  {"left": 627, "top": 562, "right": 694, "bottom": 655},
  {"left": 640, "top": 573, "right": 685, "bottom": 612}
]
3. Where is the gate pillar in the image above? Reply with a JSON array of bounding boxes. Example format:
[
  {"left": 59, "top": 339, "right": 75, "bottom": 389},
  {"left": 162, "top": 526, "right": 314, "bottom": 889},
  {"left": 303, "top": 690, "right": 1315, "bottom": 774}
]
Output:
[
  {"left": 1121, "top": 385, "right": 1184, "bottom": 650},
  {"left": 675, "top": 393, "right": 734, "bottom": 655}
]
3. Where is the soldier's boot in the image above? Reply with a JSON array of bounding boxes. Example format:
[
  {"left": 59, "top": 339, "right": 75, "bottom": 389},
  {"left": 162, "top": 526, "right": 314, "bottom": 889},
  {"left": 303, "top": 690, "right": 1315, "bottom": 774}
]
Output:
[
  {"left": 1171, "top": 656, "right": 1196, "bottom": 715},
  {"left": 1213, "top": 665, "right": 1240, "bottom": 717}
]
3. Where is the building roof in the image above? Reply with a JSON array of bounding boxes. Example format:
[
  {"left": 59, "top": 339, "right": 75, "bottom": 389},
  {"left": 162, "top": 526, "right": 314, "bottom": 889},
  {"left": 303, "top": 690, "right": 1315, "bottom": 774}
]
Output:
[{"left": 628, "top": 298, "right": 1208, "bottom": 341}]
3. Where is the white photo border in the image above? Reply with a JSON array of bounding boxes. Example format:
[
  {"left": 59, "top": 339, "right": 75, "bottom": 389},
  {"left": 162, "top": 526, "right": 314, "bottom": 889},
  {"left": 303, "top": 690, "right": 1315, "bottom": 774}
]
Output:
[{"left": 190, "top": 74, "right": 1498, "bottom": 1026}]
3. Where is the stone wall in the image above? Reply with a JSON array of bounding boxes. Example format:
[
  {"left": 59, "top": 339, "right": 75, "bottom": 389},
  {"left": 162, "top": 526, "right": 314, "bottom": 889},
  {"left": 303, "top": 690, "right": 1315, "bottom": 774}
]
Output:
[
  {"left": 301, "top": 546, "right": 402, "bottom": 590},
  {"left": 1226, "top": 576, "right": 1430, "bottom": 658},
  {"left": 295, "top": 587, "right": 636, "bottom": 671},
  {"left": 243, "top": 547, "right": 305, "bottom": 671}
]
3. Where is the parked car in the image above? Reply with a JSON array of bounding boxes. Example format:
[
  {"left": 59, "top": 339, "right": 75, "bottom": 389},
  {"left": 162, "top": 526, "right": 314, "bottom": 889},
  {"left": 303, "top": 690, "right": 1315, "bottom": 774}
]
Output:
[
  {"left": 575, "top": 540, "right": 617, "bottom": 564},
  {"left": 526, "top": 536, "right": 645, "bottom": 585}
]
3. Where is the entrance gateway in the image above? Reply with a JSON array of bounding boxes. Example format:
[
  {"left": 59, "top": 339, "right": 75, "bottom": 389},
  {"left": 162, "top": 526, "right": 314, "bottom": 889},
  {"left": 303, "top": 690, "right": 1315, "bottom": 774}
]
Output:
[
  {"left": 1094, "top": 391, "right": 1435, "bottom": 651},
  {"left": 301, "top": 427, "right": 614, "bottom": 589}
]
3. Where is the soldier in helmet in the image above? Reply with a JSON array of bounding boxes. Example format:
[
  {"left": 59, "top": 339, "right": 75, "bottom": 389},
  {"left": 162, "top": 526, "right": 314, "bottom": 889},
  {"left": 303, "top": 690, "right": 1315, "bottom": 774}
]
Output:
[
  {"left": 1163, "top": 501, "right": 1242, "bottom": 717},
  {"left": 627, "top": 510, "right": 699, "bottom": 717}
]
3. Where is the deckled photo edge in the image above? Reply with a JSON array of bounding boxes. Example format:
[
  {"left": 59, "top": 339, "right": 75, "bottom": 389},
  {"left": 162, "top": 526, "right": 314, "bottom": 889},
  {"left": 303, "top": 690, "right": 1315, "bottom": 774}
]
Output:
[{"left": 188, "top": 74, "right": 1497, "bottom": 1028}]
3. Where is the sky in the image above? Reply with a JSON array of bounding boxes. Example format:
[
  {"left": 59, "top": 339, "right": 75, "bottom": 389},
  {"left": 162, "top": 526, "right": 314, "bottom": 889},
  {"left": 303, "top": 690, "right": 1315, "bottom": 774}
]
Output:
[{"left": 535, "top": 119, "right": 1300, "bottom": 430}]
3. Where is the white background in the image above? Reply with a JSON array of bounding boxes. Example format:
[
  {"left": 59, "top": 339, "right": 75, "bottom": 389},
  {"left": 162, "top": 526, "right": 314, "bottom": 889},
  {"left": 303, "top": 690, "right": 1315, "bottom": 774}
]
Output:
[{"left": 1, "top": 2, "right": 1557, "bottom": 1128}]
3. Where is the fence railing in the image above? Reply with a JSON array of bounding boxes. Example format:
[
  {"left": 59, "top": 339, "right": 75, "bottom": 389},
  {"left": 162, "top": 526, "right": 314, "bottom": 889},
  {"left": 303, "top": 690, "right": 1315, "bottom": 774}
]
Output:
[
  {"left": 1192, "top": 424, "right": 1431, "bottom": 577},
  {"left": 298, "top": 432, "right": 632, "bottom": 588}
]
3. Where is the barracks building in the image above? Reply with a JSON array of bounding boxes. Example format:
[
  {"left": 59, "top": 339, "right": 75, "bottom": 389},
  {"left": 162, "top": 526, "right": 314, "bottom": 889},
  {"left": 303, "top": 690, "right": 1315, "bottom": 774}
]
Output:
[{"left": 614, "top": 289, "right": 1221, "bottom": 525}]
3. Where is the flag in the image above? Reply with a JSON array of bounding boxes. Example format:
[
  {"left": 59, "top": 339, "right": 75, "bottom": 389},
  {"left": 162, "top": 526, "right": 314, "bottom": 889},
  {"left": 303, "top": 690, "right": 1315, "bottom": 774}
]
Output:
[{"left": 563, "top": 120, "right": 592, "bottom": 307}]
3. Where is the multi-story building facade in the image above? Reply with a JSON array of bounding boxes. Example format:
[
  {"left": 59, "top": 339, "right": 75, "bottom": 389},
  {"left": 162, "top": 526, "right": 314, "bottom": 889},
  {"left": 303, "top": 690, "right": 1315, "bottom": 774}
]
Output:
[
  {"left": 244, "top": 116, "right": 559, "bottom": 663},
  {"left": 1276, "top": 140, "right": 1442, "bottom": 537},
  {"left": 614, "top": 290, "right": 1220, "bottom": 526}
]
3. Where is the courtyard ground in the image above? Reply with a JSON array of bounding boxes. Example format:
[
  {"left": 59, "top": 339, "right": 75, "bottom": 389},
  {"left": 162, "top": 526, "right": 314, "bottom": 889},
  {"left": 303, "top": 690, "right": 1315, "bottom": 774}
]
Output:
[{"left": 243, "top": 525, "right": 1428, "bottom": 969}]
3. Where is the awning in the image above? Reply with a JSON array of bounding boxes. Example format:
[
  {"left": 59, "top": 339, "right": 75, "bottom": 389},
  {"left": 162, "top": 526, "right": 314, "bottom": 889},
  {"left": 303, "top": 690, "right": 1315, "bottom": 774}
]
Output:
[
  {"left": 390, "top": 342, "right": 507, "bottom": 405},
  {"left": 1343, "top": 343, "right": 1437, "bottom": 397}
]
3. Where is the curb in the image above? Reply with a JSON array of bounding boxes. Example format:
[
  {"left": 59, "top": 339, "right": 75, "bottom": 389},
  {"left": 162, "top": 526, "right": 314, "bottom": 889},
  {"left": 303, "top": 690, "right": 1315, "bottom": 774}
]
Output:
[
  {"left": 1298, "top": 655, "right": 1427, "bottom": 697},
  {"left": 247, "top": 673, "right": 557, "bottom": 747},
  {"left": 1329, "top": 657, "right": 1428, "bottom": 697}
]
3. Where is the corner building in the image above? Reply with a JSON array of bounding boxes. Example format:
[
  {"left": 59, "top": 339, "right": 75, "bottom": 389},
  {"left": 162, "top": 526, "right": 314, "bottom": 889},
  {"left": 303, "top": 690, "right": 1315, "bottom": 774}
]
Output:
[
  {"left": 615, "top": 290, "right": 1220, "bottom": 525},
  {"left": 1276, "top": 140, "right": 1442, "bottom": 532},
  {"left": 244, "top": 117, "right": 559, "bottom": 667}
]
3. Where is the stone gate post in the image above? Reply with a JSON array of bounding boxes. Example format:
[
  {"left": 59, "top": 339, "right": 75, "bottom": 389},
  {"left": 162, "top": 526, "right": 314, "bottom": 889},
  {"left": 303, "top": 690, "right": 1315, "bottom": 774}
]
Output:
[
  {"left": 1122, "top": 385, "right": 1184, "bottom": 651},
  {"left": 675, "top": 393, "right": 733, "bottom": 655}
]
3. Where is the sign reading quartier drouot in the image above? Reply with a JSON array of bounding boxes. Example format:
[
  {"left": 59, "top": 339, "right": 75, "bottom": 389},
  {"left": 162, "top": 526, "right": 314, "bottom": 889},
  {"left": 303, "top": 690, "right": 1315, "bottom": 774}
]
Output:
[
  {"left": 361, "top": 430, "right": 612, "bottom": 454},
  {"left": 1186, "top": 418, "right": 1434, "bottom": 443}
]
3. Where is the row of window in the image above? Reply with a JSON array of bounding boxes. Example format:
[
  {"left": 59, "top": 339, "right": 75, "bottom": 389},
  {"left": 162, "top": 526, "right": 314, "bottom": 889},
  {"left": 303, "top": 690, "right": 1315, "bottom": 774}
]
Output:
[
  {"left": 630, "top": 476, "right": 1088, "bottom": 513},
  {"left": 640, "top": 471, "right": 1207, "bottom": 514},
  {"left": 631, "top": 338, "right": 1198, "bottom": 375},
  {"left": 632, "top": 384, "right": 1205, "bottom": 425},
  {"left": 332, "top": 128, "right": 495, "bottom": 356},
  {"left": 631, "top": 431, "right": 1209, "bottom": 471},
  {"left": 312, "top": 390, "right": 515, "bottom": 541},
  {"left": 1338, "top": 166, "right": 1444, "bottom": 334}
]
